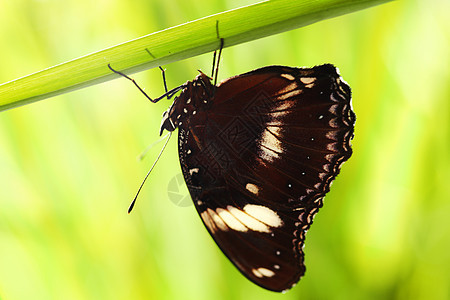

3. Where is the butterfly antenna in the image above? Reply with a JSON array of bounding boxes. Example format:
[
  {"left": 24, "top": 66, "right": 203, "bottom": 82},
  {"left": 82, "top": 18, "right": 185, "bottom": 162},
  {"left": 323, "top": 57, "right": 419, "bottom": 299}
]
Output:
[
  {"left": 128, "top": 131, "right": 172, "bottom": 213},
  {"left": 108, "top": 64, "right": 161, "bottom": 103}
]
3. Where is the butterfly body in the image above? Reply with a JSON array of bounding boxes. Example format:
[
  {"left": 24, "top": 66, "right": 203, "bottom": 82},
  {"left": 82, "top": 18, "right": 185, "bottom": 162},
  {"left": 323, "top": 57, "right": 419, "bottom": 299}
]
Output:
[{"left": 159, "top": 64, "right": 355, "bottom": 292}]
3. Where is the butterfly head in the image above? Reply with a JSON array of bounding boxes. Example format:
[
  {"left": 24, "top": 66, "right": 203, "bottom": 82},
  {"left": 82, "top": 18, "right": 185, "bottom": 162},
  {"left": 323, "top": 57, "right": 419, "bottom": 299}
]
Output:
[{"left": 159, "top": 72, "right": 215, "bottom": 136}]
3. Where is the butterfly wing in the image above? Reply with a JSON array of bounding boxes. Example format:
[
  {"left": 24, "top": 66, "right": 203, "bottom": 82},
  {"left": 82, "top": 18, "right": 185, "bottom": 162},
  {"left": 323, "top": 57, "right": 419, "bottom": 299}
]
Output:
[{"left": 177, "top": 64, "right": 355, "bottom": 292}]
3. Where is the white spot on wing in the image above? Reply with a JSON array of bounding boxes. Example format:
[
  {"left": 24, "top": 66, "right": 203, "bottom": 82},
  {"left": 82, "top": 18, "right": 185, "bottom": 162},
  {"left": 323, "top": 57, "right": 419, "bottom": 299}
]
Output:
[
  {"left": 252, "top": 267, "right": 275, "bottom": 278},
  {"left": 280, "top": 73, "right": 295, "bottom": 80},
  {"left": 216, "top": 208, "right": 247, "bottom": 232},
  {"left": 277, "top": 88, "right": 302, "bottom": 100},
  {"left": 243, "top": 204, "right": 283, "bottom": 228},
  {"left": 227, "top": 205, "right": 271, "bottom": 233},
  {"left": 330, "top": 93, "right": 340, "bottom": 103},
  {"left": 245, "top": 183, "right": 259, "bottom": 195},
  {"left": 200, "top": 210, "right": 215, "bottom": 233},
  {"left": 189, "top": 168, "right": 199, "bottom": 175},
  {"left": 259, "top": 267, "right": 275, "bottom": 277},
  {"left": 208, "top": 208, "right": 228, "bottom": 231},
  {"left": 300, "top": 77, "right": 316, "bottom": 85},
  {"left": 258, "top": 126, "right": 283, "bottom": 163},
  {"left": 252, "top": 269, "right": 263, "bottom": 278}
]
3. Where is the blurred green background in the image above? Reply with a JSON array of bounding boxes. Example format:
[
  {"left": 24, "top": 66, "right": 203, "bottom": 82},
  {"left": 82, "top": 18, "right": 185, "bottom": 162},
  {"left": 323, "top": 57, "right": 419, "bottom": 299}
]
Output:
[{"left": 1, "top": 0, "right": 449, "bottom": 299}]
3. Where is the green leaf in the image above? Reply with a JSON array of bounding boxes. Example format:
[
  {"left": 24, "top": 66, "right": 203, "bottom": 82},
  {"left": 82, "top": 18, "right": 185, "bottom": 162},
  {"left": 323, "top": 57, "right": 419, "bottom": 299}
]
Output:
[{"left": 0, "top": 0, "right": 392, "bottom": 112}]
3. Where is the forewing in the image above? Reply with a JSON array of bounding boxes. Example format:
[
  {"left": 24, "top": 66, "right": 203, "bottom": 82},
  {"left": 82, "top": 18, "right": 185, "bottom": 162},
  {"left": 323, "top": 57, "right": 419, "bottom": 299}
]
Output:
[{"left": 177, "top": 64, "right": 354, "bottom": 292}]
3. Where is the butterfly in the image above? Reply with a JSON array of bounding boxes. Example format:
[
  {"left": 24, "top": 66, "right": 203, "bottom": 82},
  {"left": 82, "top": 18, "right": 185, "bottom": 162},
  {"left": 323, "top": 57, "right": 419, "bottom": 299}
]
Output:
[{"left": 109, "top": 48, "right": 355, "bottom": 292}]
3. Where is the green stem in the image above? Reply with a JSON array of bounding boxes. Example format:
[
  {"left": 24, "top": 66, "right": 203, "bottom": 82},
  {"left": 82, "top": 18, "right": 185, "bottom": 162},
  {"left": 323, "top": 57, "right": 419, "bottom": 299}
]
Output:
[{"left": 0, "top": 0, "right": 391, "bottom": 112}]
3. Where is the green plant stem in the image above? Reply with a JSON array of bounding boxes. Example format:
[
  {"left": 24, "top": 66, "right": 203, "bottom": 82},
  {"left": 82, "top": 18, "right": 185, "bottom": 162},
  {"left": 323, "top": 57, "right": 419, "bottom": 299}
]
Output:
[{"left": 0, "top": 0, "right": 391, "bottom": 112}]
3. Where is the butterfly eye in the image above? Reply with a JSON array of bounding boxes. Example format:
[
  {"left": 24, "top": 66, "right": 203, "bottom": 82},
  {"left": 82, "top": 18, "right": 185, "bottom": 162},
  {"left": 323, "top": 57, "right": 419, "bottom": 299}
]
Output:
[{"left": 160, "top": 110, "right": 176, "bottom": 135}]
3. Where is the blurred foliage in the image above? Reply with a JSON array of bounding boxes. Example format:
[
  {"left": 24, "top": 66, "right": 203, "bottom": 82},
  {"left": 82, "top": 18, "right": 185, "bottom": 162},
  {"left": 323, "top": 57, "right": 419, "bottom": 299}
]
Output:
[{"left": 0, "top": 0, "right": 449, "bottom": 299}]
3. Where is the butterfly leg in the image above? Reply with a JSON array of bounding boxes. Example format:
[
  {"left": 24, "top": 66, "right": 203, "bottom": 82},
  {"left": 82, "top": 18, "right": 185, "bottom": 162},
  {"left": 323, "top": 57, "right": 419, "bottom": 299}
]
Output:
[
  {"left": 143, "top": 48, "right": 169, "bottom": 94},
  {"left": 158, "top": 66, "right": 169, "bottom": 94},
  {"left": 211, "top": 20, "right": 225, "bottom": 85},
  {"left": 108, "top": 64, "right": 162, "bottom": 103}
]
